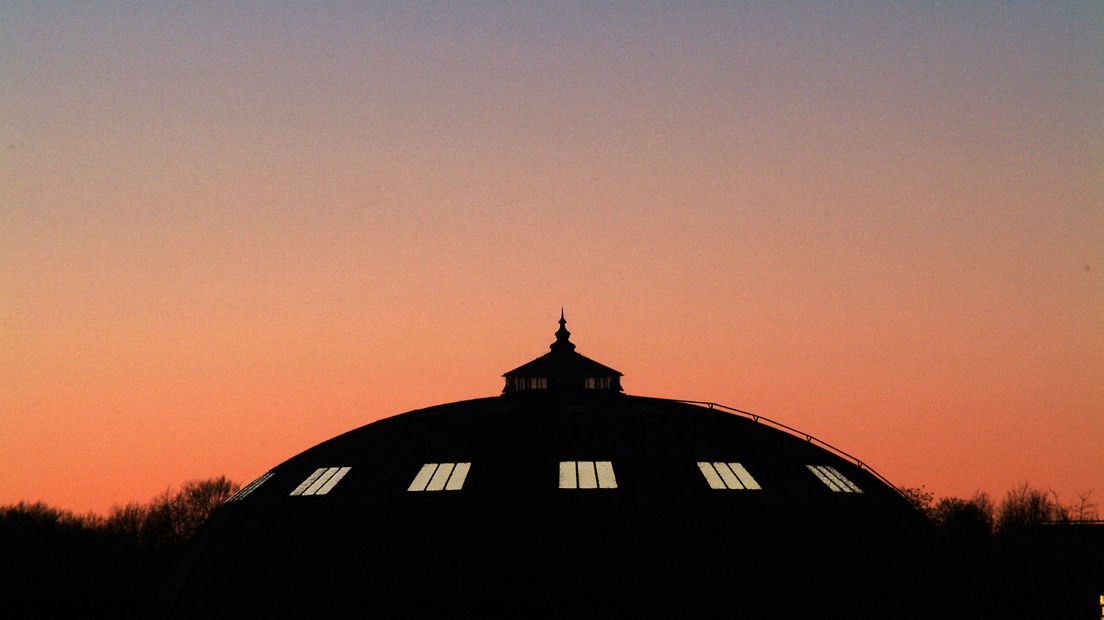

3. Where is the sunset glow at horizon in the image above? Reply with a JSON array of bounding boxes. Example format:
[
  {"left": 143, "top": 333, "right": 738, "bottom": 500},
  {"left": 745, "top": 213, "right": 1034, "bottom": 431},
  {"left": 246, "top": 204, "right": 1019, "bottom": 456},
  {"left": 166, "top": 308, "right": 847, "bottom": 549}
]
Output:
[{"left": 2, "top": 3, "right": 1101, "bottom": 515}]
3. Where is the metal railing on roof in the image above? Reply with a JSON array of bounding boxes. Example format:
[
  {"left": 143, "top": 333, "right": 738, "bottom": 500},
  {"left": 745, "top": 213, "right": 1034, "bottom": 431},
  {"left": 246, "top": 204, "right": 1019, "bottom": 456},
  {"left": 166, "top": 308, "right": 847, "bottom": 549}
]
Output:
[{"left": 673, "top": 399, "right": 906, "bottom": 499}]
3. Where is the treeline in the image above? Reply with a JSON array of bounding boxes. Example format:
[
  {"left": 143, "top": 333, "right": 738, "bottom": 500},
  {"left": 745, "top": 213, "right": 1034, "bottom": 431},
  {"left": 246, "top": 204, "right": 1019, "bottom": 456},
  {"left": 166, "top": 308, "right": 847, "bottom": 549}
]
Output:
[
  {"left": 0, "top": 477, "right": 238, "bottom": 618},
  {"left": 901, "top": 483, "right": 1103, "bottom": 619},
  {"left": 902, "top": 482, "right": 1099, "bottom": 532},
  {"left": 2, "top": 480, "right": 1101, "bottom": 618}
]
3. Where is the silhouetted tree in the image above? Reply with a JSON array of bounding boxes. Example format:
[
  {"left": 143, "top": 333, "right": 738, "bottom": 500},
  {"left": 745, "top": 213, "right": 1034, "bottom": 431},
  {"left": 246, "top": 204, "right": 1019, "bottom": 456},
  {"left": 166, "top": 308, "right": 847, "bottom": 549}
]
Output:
[
  {"left": 1070, "top": 489, "right": 1097, "bottom": 521},
  {"left": 933, "top": 492, "right": 995, "bottom": 535},
  {"left": 168, "top": 476, "right": 238, "bottom": 541},
  {"left": 899, "top": 485, "right": 935, "bottom": 519},
  {"left": 996, "top": 483, "right": 1068, "bottom": 533},
  {"left": 105, "top": 501, "right": 146, "bottom": 543}
]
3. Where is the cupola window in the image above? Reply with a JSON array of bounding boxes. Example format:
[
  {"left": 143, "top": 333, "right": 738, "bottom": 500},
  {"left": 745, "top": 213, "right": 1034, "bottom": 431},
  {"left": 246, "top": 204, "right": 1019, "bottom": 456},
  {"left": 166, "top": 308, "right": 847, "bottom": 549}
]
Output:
[
  {"left": 506, "top": 376, "right": 548, "bottom": 390},
  {"left": 584, "top": 376, "right": 614, "bottom": 390}
]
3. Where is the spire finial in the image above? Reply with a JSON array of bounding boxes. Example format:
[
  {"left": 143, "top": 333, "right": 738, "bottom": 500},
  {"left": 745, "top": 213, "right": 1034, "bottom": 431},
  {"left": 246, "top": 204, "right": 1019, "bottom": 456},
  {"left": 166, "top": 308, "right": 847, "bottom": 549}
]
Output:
[{"left": 551, "top": 308, "right": 575, "bottom": 353}]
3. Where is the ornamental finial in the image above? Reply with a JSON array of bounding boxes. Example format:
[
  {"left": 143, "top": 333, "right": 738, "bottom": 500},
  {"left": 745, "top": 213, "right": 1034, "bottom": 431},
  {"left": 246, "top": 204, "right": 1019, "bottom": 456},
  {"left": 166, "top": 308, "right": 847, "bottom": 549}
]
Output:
[{"left": 551, "top": 309, "right": 575, "bottom": 352}]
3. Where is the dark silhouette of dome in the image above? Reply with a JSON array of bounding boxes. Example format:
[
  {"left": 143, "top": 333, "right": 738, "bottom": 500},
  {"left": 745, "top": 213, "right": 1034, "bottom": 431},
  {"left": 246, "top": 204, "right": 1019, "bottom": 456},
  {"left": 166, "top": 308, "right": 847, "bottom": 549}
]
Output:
[{"left": 164, "top": 314, "right": 970, "bottom": 618}]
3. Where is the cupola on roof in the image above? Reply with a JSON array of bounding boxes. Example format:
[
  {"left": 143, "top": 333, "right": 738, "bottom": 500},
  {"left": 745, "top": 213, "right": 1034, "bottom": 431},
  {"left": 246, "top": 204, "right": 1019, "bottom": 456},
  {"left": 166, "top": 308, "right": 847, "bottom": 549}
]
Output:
[{"left": 502, "top": 311, "right": 623, "bottom": 393}]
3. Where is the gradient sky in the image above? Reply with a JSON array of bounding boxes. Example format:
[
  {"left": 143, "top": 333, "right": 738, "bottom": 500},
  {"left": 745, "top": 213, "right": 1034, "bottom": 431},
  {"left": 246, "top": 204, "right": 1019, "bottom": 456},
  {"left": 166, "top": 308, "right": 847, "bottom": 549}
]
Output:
[{"left": 2, "top": 2, "right": 1101, "bottom": 515}]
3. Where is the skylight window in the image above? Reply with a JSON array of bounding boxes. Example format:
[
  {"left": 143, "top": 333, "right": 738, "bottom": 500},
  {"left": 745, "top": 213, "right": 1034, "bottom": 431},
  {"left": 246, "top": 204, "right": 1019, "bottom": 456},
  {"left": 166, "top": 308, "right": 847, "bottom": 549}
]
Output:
[
  {"left": 226, "top": 471, "right": 274, "bottom": 502},
  {"left": 289, "top": 467, "right": 351, "bottom": 496},
  {"left": 807, "top": 464, "right": 862, "bottom": 493},
  {"left": 696, "top": 462, "right": 761, "bottom": 490},
  {"left": 407, "top": 462, "right": 471, "bottom": 492},
  {"left": 559, "top": 461, "right": 617, "bottom": 489}
]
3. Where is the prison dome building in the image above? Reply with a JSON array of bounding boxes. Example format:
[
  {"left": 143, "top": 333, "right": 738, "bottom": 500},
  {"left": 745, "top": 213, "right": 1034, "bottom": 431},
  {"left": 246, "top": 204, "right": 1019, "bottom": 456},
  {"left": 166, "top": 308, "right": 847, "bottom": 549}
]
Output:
[{"left": 164, "top": 314, "right": 971, "bottom": 618}]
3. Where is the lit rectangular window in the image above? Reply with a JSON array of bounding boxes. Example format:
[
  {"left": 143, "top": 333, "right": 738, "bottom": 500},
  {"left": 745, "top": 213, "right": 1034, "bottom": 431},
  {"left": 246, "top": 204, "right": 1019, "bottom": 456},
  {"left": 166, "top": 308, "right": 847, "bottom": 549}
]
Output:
[
  {"left": 407, "top": 462, "right": 471, "bottom": 492},
  {"left": 227, "top": 471, "right": 274, "bottom": 502},
  {"left": 595, "top": 461, "right": 617, "bottom": 488},
  {"left": 289, "top": 467, "right": 351, "bottom": 496},
  {"left": 445, "top": 462, "right": 470, "bottom": 490},
  {"left": 559, "top": 461, "right": 577, "bottom": 489},
  {"left": 697, "top": 462, "right": 761, "bottom": 490},
  {"left": 316, "top": 467, "right": 351, "bottom": 495},
  {"left": 697, "top": 462, "right": 725, "bottom": 489},
  {"left": 807, "top": 464, "right": 862, "bottom": 493},
  {"left": 578, "top": 461, "right": 598, "bottom": 488},
  {"left": 559, "top": 461, "right": 617, "bottom": 489}
]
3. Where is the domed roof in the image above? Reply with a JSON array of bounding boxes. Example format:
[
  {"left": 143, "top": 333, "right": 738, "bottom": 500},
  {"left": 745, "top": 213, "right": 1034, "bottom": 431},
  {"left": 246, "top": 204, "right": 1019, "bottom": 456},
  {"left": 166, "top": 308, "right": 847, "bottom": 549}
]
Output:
[{"left": 165, "top": 315, "right": 967, "bottom": 618}]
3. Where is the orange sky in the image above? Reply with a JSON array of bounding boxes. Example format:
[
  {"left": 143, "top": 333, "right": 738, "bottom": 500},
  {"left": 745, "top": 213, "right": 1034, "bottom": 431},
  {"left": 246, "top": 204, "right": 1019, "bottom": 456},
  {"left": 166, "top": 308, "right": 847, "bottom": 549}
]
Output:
[{"left": 2, "top": 3, "right": 1102, "bottom": 515}]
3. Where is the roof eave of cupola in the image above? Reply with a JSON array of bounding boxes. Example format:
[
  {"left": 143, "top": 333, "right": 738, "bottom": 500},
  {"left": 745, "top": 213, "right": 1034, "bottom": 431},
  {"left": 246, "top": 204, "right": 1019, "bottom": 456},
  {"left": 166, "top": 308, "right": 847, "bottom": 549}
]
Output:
[{"left": 502, "top": 351, "right": 624, "bottom": 379}]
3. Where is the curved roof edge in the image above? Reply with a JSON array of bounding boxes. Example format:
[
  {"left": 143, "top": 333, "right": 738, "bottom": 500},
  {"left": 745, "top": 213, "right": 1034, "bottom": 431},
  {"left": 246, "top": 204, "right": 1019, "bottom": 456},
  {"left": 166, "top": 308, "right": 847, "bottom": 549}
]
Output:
[{"left": 672, "top": 398, "right": 909, "bottom": 502}]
